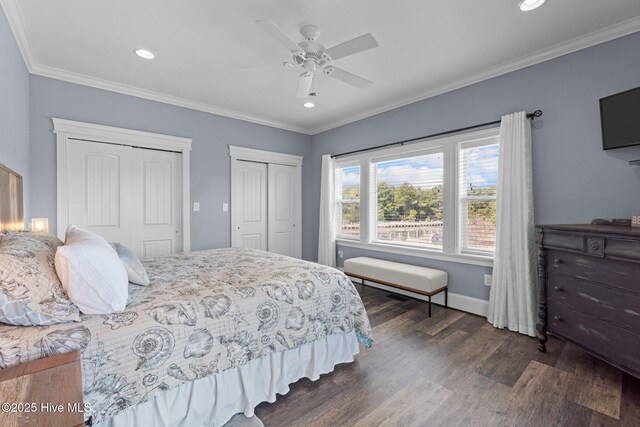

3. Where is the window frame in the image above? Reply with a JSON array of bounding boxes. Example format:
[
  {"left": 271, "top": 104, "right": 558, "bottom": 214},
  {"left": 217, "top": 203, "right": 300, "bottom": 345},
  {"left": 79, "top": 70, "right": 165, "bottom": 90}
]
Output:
[
  {"left": 457, "top": 138, "right": 500, "bottom": 256},
  {"left": 335, "top": 161, "right": 362, "bottom": 241},
  {"left": 370, "top": 146, "right": 446, "bottom": 250},
  {"left": 334, "top": 127, "right": 499, "bottom": 267}
]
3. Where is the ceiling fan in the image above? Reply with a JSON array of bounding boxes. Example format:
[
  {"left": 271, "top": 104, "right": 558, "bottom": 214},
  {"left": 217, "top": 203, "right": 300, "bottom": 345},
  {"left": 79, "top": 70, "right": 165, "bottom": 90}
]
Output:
[{"left": 255, "top": 20, "right": 379, "bottom": 99}]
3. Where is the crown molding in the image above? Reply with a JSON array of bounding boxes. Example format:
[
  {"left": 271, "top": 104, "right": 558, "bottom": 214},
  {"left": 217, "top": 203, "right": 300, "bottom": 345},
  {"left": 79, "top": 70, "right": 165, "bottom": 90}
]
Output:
[
  {"left": 3, "top": 0, "right": 639, "bottom": 136},
  {"left": 308, "top": 15, "right": 640, "bottom": 134},
  {"left": 0, "top": 0, "right": 35, "bottom": 69}
]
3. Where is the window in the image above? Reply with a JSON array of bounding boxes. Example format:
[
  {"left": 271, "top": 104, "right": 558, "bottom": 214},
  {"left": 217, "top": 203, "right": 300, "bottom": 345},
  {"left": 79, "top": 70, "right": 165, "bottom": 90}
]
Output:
[
  {"left": 458, "top": 142, "right": 499, "bottom": 254},
  {"left": 335, "top": 164, "right": 360, "bottom": 239},
  {"left": 373, "top": 151, "right": 444, "bottom": 249},
  {"left": 333, "top": 127, "right": 499, "bottom": 265}
]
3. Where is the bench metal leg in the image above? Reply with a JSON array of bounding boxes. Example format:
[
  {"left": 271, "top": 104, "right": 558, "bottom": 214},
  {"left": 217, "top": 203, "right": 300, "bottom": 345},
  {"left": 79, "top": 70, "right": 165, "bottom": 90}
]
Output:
[
  {"left": 445, "top": 287, "right": 448, "bottom": 308},
  {"left": 428, "top": 295, "right": 432, "bottom": 318}
]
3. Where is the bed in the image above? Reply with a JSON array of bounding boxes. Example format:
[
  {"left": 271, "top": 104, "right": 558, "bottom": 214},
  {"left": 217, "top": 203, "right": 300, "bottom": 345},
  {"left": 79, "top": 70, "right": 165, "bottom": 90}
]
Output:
[
  {"left": 0, "top": 247, "right": 373, "bottom": 426},
  {"left": 0, "top": 164, "right": 373, "bottom": 426}
]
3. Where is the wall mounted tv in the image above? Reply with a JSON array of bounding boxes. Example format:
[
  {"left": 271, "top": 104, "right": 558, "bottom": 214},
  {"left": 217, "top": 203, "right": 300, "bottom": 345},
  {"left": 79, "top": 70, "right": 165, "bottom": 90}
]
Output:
[{"left": 600, "top": 85, "right": 640, "bottom": 150}]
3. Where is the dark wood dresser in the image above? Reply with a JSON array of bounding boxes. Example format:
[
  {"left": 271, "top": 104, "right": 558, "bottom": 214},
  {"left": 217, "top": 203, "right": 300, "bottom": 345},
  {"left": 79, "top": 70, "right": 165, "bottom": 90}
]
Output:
[{"left": 536, "top": 224, "right": 640, "bottom": 379}]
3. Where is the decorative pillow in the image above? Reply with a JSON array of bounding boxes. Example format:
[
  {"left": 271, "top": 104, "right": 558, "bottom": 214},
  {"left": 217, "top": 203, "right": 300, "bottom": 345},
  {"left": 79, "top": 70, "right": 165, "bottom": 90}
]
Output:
[
  {"left": 110, "top": 242, "right": 150, "bottom": 286},
  {"left": 55, "top": 225, "right": 129, "bottom": 314},
  {"left": 0, "top": 232, "right": 80, "bottom": 325}
]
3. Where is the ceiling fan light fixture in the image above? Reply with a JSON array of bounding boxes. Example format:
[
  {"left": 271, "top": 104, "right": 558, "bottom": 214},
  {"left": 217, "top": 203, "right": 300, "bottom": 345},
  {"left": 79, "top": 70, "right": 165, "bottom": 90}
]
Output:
[
  {"left": 134, "top": 48, "right": 155, "bottom": 60},
  {"left": 303, "top": 101, "right": 315, "bottom": 108},
  {"left": 518, "top": 0, "right": 546, "bottom": 11}
]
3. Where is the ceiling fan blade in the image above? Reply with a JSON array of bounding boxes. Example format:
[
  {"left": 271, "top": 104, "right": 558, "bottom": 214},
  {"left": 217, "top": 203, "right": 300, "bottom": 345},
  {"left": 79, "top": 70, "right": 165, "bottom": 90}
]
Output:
[
  {"left": 324, "top": 66, "right": 373, "bottom": 90},
  {"left": 325, "top": 34, "right": 378, "bottom": 61},
  {"left": 256, "top": 20, "right": 302, "bottom": 53},
  {"left": 296, "top": 72, "right": 314, "bottom": 99}
]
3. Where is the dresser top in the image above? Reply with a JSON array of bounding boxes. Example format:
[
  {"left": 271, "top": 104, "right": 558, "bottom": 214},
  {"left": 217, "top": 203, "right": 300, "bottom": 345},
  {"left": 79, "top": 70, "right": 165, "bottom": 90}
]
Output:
[{"left": 537, "top": 223, "right": 640, "bottom": 237}]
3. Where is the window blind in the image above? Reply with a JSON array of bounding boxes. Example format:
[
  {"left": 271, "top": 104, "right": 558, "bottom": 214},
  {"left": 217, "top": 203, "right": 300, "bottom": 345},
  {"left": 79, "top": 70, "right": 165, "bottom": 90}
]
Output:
[
  {"left": 373, "top": 152, "right": 444, "bottom": 249},
  {"left": 335, "top": 165, "right": 360, "bottom": 238},
  {"left": 458, "top": 142, "right": 499, "bottom": 253}
]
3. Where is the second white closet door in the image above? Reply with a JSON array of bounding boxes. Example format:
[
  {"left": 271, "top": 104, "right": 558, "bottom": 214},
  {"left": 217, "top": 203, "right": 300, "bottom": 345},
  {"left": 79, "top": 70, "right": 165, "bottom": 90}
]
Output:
[
  {"left": 133, "top": 148, "right": 182, "bottom": 257},
  {"left": 234, "top": 161, "right": 268, "bottom": 251},
  {"left": 268, "top": 164, "right": 299, "bottom": 258}
]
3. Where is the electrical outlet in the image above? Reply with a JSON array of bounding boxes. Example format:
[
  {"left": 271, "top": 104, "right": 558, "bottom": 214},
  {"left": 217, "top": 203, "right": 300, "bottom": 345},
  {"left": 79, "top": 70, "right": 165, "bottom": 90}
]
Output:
[
  {"left": 337, "top": 250, "right": 344, "bottom": 258},
  {"left": 222, "top": 203, "right": 229, "bottom": 212},
  {"left": 193, "top": 202, "right": 200, "bottom": 212},
  {"left": 484, "top": 274, "right": 492, "bottom": 286}
]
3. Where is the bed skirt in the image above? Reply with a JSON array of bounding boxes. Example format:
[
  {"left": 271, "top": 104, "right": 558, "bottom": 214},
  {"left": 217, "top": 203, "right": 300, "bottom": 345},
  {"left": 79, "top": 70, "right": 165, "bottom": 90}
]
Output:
[{"left": 100, "top": 331, "right": 360, "bottom": 427}]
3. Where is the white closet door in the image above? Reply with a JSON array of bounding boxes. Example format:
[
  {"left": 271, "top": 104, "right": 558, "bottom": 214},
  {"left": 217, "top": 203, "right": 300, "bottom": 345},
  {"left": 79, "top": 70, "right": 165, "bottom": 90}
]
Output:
[
  {"left": 133, "top": 148, "right": 182, "bottom": 257},
  {"left": 268, "top": 164, "right": 300, "bottom": 257},
  {"left": 67, "top": 140, "right": 134, "bottom": 246},
  {"left": 233, "top": 161, "right": 268, "bottom": 251}
]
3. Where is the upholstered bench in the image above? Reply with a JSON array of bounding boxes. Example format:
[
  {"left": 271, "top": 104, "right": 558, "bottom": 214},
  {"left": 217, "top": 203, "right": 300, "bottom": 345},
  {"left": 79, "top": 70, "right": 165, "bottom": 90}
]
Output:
[{"left": 344, "top": 257, "right": 448, "bottom": 317}]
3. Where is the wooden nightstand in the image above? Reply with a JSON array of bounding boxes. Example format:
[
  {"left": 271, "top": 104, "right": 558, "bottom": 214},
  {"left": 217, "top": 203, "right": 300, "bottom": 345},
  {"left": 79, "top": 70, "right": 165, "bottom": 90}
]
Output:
[{"left": 0, "top": 350, "right": 84, "bottom": 427}]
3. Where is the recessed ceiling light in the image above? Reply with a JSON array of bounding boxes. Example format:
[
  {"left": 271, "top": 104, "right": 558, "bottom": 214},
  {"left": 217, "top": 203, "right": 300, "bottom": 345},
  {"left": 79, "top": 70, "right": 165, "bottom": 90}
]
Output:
[
  {"left": 303, "top": 101, "right": 315, "bottom": 108},
  {"left": 518, "top": 0, "right": 546, "bottom": 11},
  {"left": 134, "top": 48, "right": 155, "bottom": 60}
]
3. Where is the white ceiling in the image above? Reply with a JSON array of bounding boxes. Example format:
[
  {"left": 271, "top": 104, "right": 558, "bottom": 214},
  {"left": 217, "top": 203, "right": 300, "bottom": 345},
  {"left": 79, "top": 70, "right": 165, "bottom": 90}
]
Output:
[{"left": 3, "top": 0, "right": 640, "bottom": 134}]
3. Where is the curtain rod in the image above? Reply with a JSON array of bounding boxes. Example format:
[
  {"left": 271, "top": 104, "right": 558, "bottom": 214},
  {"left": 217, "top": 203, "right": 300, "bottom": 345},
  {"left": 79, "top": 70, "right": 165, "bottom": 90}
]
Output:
[{"left": 331, "top": 110, "right": 543, "bottom": 159}]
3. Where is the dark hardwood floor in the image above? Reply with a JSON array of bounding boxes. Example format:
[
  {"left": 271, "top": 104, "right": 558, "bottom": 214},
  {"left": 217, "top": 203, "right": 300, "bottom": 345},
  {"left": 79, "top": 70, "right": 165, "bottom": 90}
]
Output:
[{"left": 255, "top": 284, "right": 640, "bottom": 426}]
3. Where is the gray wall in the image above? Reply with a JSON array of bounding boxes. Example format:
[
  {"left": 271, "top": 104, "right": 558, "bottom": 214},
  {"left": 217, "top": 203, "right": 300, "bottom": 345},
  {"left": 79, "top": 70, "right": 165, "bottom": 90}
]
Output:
[
  {"left": 0, "top": 7, "right": 30, "bottom": 223},
  {"left": 308, "top": 32, "right": 640, "bottom": 300},
  {"left": 29, "top": 75, "right": 313, "bottom": 253}
]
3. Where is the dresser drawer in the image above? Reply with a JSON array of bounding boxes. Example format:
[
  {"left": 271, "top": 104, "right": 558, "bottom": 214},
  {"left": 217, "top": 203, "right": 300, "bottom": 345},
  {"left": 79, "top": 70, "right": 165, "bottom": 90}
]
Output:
[
  {"left": 543, "top": 230, "right": 605, "bottom": 257},
  {"left": 548, "top": 301, "right": 640, "bottom": 374},
  {"left": 547, "top": 249, "right": 640, "bottom": 295},
  {"left": 548, "top": 274, "right": 640, "bottom": 330}
]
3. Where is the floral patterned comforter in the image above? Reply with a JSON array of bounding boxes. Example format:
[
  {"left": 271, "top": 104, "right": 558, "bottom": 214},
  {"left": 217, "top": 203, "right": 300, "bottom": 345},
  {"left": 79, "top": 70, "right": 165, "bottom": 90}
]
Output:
[{"left": 0, "top": 248, "right": 373, "bottom": 423}]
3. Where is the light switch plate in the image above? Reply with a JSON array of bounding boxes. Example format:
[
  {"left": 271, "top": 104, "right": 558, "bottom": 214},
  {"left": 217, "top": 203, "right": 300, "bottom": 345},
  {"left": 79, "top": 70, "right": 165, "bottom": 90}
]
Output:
[
  {"left": 484, "top": 274, "right": 492, "bottom": 286},
  {"left": 222, "top": 203, "right": 229, "bottom": 212},
  {"left": 193, "top": 202, "right": 200, "bottom": 212}
]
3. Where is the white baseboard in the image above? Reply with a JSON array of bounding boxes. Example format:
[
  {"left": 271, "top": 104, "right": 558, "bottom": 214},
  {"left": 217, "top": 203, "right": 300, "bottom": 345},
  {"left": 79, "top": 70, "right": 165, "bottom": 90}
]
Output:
[{"left": 341, "top": 271, "right": 488, "bottom": 317}]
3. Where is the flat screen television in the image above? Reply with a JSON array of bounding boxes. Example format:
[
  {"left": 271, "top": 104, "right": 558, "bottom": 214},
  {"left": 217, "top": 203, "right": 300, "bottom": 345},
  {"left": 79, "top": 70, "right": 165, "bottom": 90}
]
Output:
[{"left": 600, "top": 85, "right": 640, "bottom": 150}]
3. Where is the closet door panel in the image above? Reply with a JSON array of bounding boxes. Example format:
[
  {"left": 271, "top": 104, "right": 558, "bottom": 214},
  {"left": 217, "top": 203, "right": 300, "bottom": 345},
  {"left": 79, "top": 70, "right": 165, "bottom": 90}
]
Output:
[
  {"left": 268, "top": 164, "right": 299, "bottom": 257},
  {"left": 133, "top": 148, "right": 182, "bottom": 257},
  {"left": 233, "top": 161, "right": 267, "bottom": 251},
  {"left": 67, "top": 140, "right": 133, "bottom": 246}
]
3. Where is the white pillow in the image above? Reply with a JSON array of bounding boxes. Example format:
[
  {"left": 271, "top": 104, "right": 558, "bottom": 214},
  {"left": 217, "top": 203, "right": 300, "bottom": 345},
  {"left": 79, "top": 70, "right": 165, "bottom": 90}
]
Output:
[
  {"left": 110, "top": 242, "right": 150, "bottom": 286},
  {"left": 55, "top": 225, "right": 128, "bottom": 314}
]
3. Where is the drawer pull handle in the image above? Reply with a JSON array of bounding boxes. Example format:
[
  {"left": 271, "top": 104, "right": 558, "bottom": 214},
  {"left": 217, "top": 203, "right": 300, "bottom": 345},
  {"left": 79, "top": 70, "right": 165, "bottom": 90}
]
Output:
[
  {"left": 553, "top": 286, "right": 563, "bottom": 292},
  {"left": 553, "top": 258, "right": 562, "bottom": 264},
  {"left": 589, "top": 241, "right": 600, "bottom": 251},
  {"left": 553, "top": 316, "right": 562, "bottom": 322}
]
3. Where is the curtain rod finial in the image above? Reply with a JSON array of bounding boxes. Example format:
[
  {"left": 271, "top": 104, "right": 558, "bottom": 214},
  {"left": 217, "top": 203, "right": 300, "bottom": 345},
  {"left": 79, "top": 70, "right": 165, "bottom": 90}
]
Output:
[{"left": 527, "top": 110, "right": 542, "bottom": 119}]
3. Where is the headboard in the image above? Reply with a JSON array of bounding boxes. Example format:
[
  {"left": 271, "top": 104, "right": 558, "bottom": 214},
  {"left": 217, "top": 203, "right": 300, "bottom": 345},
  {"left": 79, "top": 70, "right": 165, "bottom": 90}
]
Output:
[{"left": 0, "top": 162, "right": 24, "bottom": 232}]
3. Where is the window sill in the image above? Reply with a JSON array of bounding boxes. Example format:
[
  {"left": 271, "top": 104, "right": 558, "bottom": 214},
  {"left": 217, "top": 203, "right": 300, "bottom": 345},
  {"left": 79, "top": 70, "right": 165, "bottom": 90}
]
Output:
[{"left": 336, "top": 239, "right": 494, "bottom": 267}]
